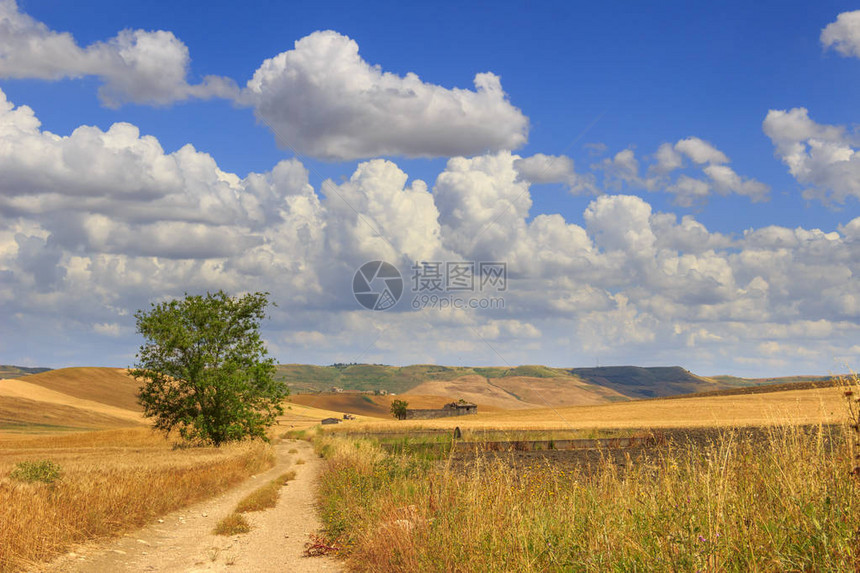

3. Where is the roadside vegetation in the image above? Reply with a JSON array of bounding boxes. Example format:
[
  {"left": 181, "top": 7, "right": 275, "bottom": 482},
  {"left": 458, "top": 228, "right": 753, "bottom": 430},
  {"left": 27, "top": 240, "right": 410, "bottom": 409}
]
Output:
[
  {"left": 214, "top": 470, "right": 297, "bottom": 536},
  {"left": 314, "top": 377, "right": 860, "bottom": 572},
  {"left": 0, "top": 428, "right": 274, "bottom": 572}
]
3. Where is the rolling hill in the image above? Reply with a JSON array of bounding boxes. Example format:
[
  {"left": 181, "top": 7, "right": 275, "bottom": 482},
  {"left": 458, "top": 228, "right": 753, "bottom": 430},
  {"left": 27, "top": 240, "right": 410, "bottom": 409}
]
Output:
[
  {"left": 16, "top": 367, "right": 142, "bottom": 411},
  {"left": 0, "top": 367, "right": 143, "bottom": 431},
  {"left": 567, "top": 366, "right": 720, "bottom": 399},
  {"left": 0, "top": 363, "right": 843, "bottom": 430},
  {"left": 0, "top": 365, "right": 52, "bottom": 379},
  {"left": 278, "top": 363, "right": 732, "bottom": 403},
  {"left": 0, "top": 367, "right": 351, "bottom": 433}
]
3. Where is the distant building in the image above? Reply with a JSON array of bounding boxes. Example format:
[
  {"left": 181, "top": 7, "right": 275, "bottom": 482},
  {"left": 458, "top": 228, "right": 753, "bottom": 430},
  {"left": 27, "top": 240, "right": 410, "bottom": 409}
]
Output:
[
  {"left": 403, "top": 400, "right": 478, "bottom": 420},
  {"left": 443, "top": 401, "right": 477, "bottom": 414},
  {"left": 321, "top": 417, "right": 341, "bottom": 425},
  {"left": 330, "top": 386, "right": 343, "bottom": 393}
]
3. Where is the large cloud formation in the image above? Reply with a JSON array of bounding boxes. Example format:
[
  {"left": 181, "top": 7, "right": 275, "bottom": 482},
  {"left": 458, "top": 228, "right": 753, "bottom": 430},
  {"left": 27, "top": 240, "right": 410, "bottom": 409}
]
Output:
[
  {"left": 0, "top": 3, "right": 528, "bottom": 159},
  {"left": 0, "top": 89, "right": 857, "bottom": 374},
  {"left": 241, "top": 31, "right": 528, "bottom": 160}
]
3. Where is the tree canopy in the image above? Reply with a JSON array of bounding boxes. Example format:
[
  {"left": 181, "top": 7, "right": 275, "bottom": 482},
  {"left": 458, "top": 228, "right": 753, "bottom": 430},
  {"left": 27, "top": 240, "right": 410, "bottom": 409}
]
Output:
[
  {"left": 131, "top": 291, "right": 287, "bottom": 445},
  {"left": 390, "top": 399, "right": 408, "bottom": 420}
]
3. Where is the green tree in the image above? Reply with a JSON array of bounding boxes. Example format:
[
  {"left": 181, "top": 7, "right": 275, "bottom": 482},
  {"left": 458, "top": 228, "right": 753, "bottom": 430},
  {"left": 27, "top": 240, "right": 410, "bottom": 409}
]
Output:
[
  {"left": 131, "top": 291, "right": 287, "bottom": 446},
  {"left": 390, "top": 399, "right": 409, "bottom": 420}
]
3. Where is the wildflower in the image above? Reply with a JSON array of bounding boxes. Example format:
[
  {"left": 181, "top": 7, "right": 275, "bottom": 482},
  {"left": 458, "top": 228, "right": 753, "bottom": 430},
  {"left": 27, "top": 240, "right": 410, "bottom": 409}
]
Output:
[{"left": 698, "top": 535, "right": 707, "bottom": 543}]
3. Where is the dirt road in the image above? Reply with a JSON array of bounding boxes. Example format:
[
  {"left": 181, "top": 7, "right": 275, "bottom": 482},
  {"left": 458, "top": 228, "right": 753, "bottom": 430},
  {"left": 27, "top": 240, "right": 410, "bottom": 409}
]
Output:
[{"left": 38, "top": 439, "right": 342, "bottom": 573}]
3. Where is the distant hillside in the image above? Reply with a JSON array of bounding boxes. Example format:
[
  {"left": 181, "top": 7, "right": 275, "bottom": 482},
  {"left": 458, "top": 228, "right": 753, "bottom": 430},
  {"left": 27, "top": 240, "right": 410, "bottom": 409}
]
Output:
[
  {"left": 709, "top": 374, "right": 835, "bottom": 388},
  {"left": 278, "top": 363, "right": 729, "bottom": 406},
  {"left": 276, "top": 363, "right": 471, "bottom": 394},
  {"left": 0, "top": 365, "right": 52, "bottom": 379},
  {"left": 568, "top": 366, "right": 719, "bottom": 399},
  {"left": 670, "top": 375, "right": 842, "bottom": 400},
  {"left": 0, "top": 367, "right": 347, "bottom": 433}
]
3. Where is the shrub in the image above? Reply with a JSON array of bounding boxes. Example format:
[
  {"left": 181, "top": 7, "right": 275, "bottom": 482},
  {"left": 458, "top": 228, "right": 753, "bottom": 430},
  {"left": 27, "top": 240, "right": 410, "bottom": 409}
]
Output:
[{"left": 9, "top": 460, "right": 62, "bottom": 484}]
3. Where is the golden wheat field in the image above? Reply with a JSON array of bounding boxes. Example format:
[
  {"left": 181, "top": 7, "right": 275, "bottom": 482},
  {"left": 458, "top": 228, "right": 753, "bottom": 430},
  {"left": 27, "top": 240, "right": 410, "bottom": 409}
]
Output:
[
  {"left": 0, "top": 367, "right": 334, "bottom": 572},
  {"left": 1, "top": 365, "right": 857, "bottom": 572},
  {"left": 0, "top": 428, "right": 275, "bottom": 572},
  {"left": 330, "top": 386, "right": 847, "bottom": 433},
  {"left": 313, "top": 378, "right": 860, "bottom": 572}
]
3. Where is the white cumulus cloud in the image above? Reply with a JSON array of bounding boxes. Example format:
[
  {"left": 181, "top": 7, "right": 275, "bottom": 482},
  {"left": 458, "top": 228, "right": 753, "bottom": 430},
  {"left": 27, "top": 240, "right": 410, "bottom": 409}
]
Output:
[
  {"left": 513, "top": 153, "right": 595, "bottom": 194},
  {"left": 0, "top": 89, "right": 858, "bottom": 376},
  {"left": 242, "top": 30, "right": 528, "bottom": 160},
  {"left": 763, "top": 107, "right": 860, "bottom": 203},
  {"left": 0, "top": 0, "right": 236, "bottom": 106},
  {"left": 822, "top": 10, "right": 860, "bottom": 58},
  {"left": 596, "top": 137, "right": 769, "bottom": 206}
]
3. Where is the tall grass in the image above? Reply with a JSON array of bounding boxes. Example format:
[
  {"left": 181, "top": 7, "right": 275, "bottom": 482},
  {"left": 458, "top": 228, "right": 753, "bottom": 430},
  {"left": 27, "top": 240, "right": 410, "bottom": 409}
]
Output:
[
  {"left": 316, "top": 423, "right": 860, "bottom": 572},
  {"left": 842, "top": 373, "right": 860, "bottom": 479},
  {"left": 0, "top": 428, "right": 274, "bottom": 572}
]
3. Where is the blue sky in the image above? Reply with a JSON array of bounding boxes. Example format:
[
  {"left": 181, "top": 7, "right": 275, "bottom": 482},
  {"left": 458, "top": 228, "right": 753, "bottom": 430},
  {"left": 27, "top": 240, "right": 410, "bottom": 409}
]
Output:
[{"left": 0, "top": 1, "right": 858, "bottom": 376}]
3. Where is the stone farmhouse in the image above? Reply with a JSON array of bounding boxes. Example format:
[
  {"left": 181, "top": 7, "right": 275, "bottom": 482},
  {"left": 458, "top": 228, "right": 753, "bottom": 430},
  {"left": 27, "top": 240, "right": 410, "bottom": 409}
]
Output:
[{"left": 403, "top": 400, "right": 478, "bottom": 420}]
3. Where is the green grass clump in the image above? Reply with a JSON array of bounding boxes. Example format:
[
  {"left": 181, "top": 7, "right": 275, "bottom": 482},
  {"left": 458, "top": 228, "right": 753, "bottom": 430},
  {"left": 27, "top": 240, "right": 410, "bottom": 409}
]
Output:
[
  {"left": 9, "top": 460, "right": 62, "bottom": 484},
  {"left": 213, "top": 513, "right": 250, "bottom": 535},
  {"left": 234, "top": 482, "right": 280, "bottom": 513},
  {"left": 232, "top": 470, "right": 296, "bottom": 515}
]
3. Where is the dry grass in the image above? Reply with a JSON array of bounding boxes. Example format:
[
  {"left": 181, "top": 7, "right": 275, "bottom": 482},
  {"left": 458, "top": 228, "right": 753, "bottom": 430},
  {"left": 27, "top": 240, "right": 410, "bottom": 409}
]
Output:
[
  {"left": 0, "top": 427, "right": 274, "bottom": 572},
  {"left": 213, "top": 513, "right": 251, "bottom": 536},
  {"left": 217, "top": 470, "right": 298, "bottom": 536},
  {"left": 235, "top": 481, "right": 282, "bottom": 513},
  {"left": 843, "top": 373, "right": 860, "bottom": 478},
  {"left": 315, "top": 385, "right": 860, "bottom": 572}
]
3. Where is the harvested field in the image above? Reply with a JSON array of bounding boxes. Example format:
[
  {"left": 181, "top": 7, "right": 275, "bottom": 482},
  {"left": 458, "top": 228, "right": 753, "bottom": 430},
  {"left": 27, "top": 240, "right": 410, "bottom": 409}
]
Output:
[
  {"left": 341, "top": 386, "right": 847, "bottom": 432},
  {"left": 13, "top": 368, "right": 141, "bottom": 411}
]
